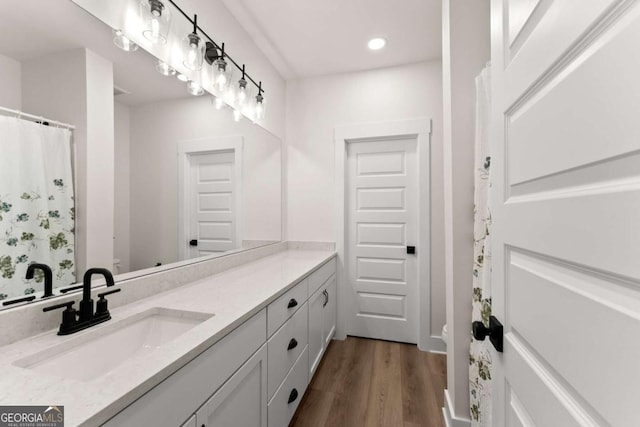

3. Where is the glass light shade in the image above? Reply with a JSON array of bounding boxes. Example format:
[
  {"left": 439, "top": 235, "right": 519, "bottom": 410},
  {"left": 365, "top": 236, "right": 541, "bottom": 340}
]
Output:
[
  {"left": 182, "top": 33, "right": 205, "bottom": 71},
  {"left": 214, "top": 96, "right": 225, "bottom": 110},
  {"left": 187, "top": 80, "right": 204, "bottom": 96},
  {"left": 155, "top": 59, "right": 176, "bottom": 76},
  {"left": 233, "top": 108, "right": 242, "bottom": 122},
  {"left": 254, "top": 94, "right": 266, "bottom": 121},
  {"left": 212, "top": 58, "right": 232, "bottom": 93},
  {"left": 113, "top": 29, "right": 138, "bottom": 52},
  {"left": 140, "top": 0, "right": 171, "bottom": 44},
  {"left": 233, "top": 78, "right": 252, "bottom": 110},
  {"left": 176, "top": 72, "right": 189, "bottom": 82}
]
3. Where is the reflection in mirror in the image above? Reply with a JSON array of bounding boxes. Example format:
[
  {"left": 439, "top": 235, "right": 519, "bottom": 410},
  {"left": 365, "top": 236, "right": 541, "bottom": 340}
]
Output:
[{"left": 0, "top": 0, "right": 281, "bottom": 309}]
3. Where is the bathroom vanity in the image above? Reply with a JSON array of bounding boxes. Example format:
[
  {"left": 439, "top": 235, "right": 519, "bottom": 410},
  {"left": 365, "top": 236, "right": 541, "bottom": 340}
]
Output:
[{"left": 0, "top": 246, "right": 336, "bottom": 427}]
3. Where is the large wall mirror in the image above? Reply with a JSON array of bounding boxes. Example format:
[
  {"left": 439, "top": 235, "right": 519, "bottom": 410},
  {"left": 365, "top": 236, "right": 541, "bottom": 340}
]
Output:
[{"left": 0, "top": 0, "right": 282, "bottom": 309}]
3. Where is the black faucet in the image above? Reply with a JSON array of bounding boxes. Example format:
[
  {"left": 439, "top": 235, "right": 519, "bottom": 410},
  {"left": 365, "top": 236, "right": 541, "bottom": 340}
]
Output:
[
  {"left": 79, "top": 268, "right": 115, "bottom": 322},
  {"left": 25, "top": 263, "right": 53, "bottom": 298},
  {"left": 43, "top": 268, "right": 120, "bottom": 335}
]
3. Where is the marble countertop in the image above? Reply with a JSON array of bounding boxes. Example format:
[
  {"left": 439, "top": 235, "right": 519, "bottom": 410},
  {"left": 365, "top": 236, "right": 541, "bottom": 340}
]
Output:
[{"left": 0, "top": 248, "right": 335, "bottom": 426}]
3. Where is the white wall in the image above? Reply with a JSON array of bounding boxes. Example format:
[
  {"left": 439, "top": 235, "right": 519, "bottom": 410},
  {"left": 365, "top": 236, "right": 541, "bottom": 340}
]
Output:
[
  {"left": 0, "top": 54, "right": 21, "bottom": 110},
  {"left": 129, "top": 96, "right": 281, "bottom": 271},
  {"left": 285, "top": 60, "right": 446, "bottom": 340},
  {"left": 114, "top": 101, "right": 131, "bottom": 273},
  {"left": 22, "top": 48, "right": 115, "bottom": 275},
  {"left": 442, "top": 0, "right": 490, "bottom": 424}
]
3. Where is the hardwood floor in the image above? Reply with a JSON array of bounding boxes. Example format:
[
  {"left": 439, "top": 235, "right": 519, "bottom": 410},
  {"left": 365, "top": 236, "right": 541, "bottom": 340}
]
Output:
[{"left": 290, "top": 337, "right": 447, "bottom": 427}]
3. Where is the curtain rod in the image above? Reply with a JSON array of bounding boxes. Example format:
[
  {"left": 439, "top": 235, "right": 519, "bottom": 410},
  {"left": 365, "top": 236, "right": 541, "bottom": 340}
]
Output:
[{"left": 0, "top": 106, "right": 76, "bottom": 130}]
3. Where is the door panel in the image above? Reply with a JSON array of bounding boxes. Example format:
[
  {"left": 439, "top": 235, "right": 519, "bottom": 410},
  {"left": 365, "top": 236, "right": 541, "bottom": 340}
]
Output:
[
  {"left": 492, "top": 0, "right": 640, "bottom": 425},
  {"left": 188, "top": 150, "right": 238, "bottom": 257},
  {"left": 347, "top": 138, "right": 418, "bottom": 343}
]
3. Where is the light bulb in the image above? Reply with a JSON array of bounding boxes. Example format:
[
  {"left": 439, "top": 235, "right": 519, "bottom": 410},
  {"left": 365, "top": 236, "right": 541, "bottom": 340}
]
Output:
[
  {"left": 151, "top": 18, "right": 160, "bottom": 40},
  {"left": 155, "top": 59, "right": 176, "bottom": 76},
  {"left": 183, "top": 32, "right": 204, "bottom": 71},
  {"left": 216, "top": 73, "right": 227, "bottom": 92},
  {"left": 233, "top": 109, "right": 242, "bottom": 122},
  {"left": 254, "top": 93, "right": 265, "bottom": 120},
  {"left": 187, "top": 80, "right": 204, "bottom": 96},
  {"left": 214, "top": 96, "right": 224, "bottom": 110}
]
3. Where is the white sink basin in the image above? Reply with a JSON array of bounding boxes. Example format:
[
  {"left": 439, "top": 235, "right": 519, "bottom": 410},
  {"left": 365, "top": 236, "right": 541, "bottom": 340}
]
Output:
[{"left": 15, "top": 307, "right": 213, "bottom": 382}]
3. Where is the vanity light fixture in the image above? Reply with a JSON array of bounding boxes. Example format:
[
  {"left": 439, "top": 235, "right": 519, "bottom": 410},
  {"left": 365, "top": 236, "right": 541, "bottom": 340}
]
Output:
[
  {"left": 112, "top": 29, "right": 138, "bottom": 52},
  {"left": 254, "top": 81, "right": 265, "bottom": 121},
  {"left": 182, "top": 14, "right": 205, "bottom": 71},
  {"left": 212, "top": 43, "right": 231, "bottom": 93},
  {"left": 367, "top": 37, "right": 387, "bottom": 50},
  {"left": 155, "top": 59, "right": 176, "bottom": 76},
  {"left": 187, "top": 80, "right": 204, "bottom": 96},
  {"left": 234, "top": 64, "right": 250, "bottom": 109},
  {"left": 140, "top": 0, "right": 171, "bottom": 44}
]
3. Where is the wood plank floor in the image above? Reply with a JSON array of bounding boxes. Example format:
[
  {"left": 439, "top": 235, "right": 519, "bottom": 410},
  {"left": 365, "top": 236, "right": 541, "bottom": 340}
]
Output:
[{"left": 290, "top": 337, "right": 447, "bottom": 427}]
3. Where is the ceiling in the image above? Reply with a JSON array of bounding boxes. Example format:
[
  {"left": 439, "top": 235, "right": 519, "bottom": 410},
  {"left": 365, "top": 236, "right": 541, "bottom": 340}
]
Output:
[
  {"left": 222, "top": 0, "right": 442, "bottom": 79},
  {"left": 0, "top": 0, "right": 188, "bottom": 106}
]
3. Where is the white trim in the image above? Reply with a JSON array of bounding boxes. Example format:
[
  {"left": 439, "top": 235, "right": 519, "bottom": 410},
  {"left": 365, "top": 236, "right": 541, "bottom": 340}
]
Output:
[
  {"left": 444, "top": 389, "right": 472, "bottom": 427},
  {"left": 334, "top": 118, "right": 435, "bottom": 350},
  {"left": 177, "top": 136, "right": 244, "bottom": 261}
]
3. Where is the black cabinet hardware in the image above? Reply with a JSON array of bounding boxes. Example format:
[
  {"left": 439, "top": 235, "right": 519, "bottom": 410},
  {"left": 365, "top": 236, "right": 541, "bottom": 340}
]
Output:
[
  {"left": 472, "top": 316, "right": 504, "bottom": 352},
  {"left": 287, "top": 338, "right": 298, "bottom": 351},
  {"left": 189, "top": 239, "right": 198, "bottom": 246},
  {"left": 323, "top": 289, "right": 329, "bottom": 307},
  {"left": 287, "top": 298, "right": 298, "bottom": 309},
  {"left": 406, "top": 246, "right": 416, "bottom": 254},
  {"left": 288, "top": 388, "right": 298, "bottom": 404}
]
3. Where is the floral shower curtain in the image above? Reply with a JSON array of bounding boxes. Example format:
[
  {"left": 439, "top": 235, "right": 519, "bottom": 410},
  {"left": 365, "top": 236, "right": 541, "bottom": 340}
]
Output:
[
  {"left": 469, "top": 65, "right": 493, "bottom": 426},
  {"left": 0, "top": 116, "right": 75, "bottom": 300}
]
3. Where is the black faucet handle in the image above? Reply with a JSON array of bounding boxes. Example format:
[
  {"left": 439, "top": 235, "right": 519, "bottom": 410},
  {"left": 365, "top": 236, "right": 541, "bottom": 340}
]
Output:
[
  {"left": 43, "top": 300, "right": 75, "bottom": 313},
  {"left": 97, "top": 288, "right": 121, "bottom": 299},
  {"left": 96, "top": 288, "right": 120, "bottom": 317}
]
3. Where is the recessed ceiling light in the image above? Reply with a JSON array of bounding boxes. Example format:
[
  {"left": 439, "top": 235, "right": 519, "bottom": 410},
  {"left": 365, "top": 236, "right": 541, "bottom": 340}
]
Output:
[{"left": 368, "top": 37, "right": 387, "bottom": 50}]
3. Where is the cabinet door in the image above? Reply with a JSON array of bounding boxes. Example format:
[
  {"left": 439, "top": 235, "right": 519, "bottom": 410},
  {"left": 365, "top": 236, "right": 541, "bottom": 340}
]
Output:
[
  {"left": 196, "top": 344, "right": 267, "bottom": 427},
  {"left": 308, "top": 286, "right": 325, "bottom": 378},
  {"left": 322, "top": 277, "right": 337, "bottom": 347}
]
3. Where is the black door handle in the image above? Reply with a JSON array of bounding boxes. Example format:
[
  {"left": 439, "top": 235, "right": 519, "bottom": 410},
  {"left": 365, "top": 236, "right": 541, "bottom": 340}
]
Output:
[
  {"left": 322, "top": 289, "right": 328, "bottom": 307},
  {"left": 287, "top": 338, "right": 298, "bottom": 351},
  {"left": 288, "top": 388, "right": 299, "bottom": 404},
  {"left": 472, "top": 316, "right": 503, "bottom": 352},
  {"left": 189, "top": 239, "right": 198, "bottom": 247},
  {"left": 406, "top": 246, "right": 416, "bottom": 254},
  {"left": 287, "top": 298, "right": 298, "bottom": 309}
]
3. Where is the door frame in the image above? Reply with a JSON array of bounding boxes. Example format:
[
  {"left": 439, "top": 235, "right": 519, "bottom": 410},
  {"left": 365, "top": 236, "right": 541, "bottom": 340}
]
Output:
[
  {"left": 177, "top": 135, "right": 243, "bottom": 261},
  {"left": 334, "top": 118, "right": 440, "bottom": 351}
]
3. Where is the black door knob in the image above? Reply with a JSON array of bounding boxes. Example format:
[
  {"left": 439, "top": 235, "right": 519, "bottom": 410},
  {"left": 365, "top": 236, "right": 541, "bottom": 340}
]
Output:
[
  {"left": 288, "top": 388, "right": 299, "bottom": 404},
  {"left": 189, "top": 239, "right": 198, "bottom": 247},
  {"left": 406, "top": 246, "right": 416, "bottom": 254},
  {"left": 472, "top": 315, "right": 503, "bottom": 352},
  {"left": 287, "top": 338, "right": 298, "bottom": 351},
  {"left": 287, "top": 298, "right": 298, "bottom": 309}
]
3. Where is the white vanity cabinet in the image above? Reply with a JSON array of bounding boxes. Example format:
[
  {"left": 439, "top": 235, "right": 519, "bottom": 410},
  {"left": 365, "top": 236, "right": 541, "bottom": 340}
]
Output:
[
  {"left": 196, "top": 344, "right": 267, "bottom": 427},
  {"left": 101, "top": 255, "right": 337, "bottom": 427},
  {"left": 308, "top": 260, "right": 337, "bottom": 378}
]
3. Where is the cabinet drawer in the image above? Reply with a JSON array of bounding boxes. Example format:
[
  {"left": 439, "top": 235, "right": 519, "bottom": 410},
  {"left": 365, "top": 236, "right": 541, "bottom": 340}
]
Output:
[
  {"left": 268, "top": 346, "right": 309, "bottom": 427},
  {"left": 267, "top": 302, "right": 308, "bottom": 399},
  {"left": 103, "top": 310, "right": 266, "bottom": 427},
  {"left": 267, "top": 279, "right": 307, "bottom": 337},
  {"left": 308, "top": 258, "right": 336, "bottom": 297}
]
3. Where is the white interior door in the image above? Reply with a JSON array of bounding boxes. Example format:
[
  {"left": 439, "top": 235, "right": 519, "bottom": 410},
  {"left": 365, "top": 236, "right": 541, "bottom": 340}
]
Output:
[
  {"left": 491, "top": 1, "right": 640, "bottom": 425},
  {"left": 346, "top": 138, "right": 418, "bottom": 344},
  {"left": 187, "top": 150, "right": 238, "bottom": 258}
]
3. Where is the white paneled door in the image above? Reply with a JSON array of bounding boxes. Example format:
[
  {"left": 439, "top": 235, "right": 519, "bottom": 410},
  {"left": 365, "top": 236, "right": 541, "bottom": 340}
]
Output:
[
  {"left": 491, "top": 0, "right": 640, "bottom": 425},
  {"left": 346, "top": 138, "right": 418, "bottom": 343},
  {"left": 187, "top": 150, "right": 238, "bottom": 258}
]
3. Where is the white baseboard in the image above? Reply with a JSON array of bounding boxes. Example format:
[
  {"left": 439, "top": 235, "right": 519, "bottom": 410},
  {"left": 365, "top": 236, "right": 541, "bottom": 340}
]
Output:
[
  {"left": 418, "top": 334, "right": 447, "bottom": 353},
  {"left": 443, "top": 389, "right": 471, "bottom": 427}
]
